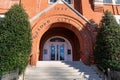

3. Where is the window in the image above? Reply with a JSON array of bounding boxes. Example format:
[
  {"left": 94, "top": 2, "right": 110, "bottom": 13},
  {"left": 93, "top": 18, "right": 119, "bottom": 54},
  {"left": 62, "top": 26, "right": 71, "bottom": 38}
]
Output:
[
  {"left": 103, "top": 0, "right": 120, "bottom": 4},
  {"left": 49, "top": 0, "right": 57, "bottom": 3},
  {"left": 49, "top": 0, "right": 72, "bottom": 4},
  {"left": 50, "top": 38, "right": 65, "bottom": 42},
  {"left": 103, "top": 0, "right": 112, "bottom": 3},
  {"left": 67, "top": 49, "right": 71, "bottom": 55},
  {"left": 115, "top": 0, "right": 120, "bottom": 4},
  {"left": 64, "top": 0, "right": 72, "bottom": 4}
]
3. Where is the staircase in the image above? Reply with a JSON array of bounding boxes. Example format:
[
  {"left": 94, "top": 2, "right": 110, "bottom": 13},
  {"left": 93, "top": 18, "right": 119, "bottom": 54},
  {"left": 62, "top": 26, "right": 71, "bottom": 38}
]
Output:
[{"left": 24, "top": 61, "right": 102, "bottom": 80}]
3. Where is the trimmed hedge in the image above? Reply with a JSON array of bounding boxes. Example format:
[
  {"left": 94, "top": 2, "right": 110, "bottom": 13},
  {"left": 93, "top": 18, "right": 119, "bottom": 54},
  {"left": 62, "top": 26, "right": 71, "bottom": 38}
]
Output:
[
  {"left": 94, "top": 10, "right": 120, "bottom": 71},
  {"left": 0, "top": 4, "right": 32, "bottom": 75}
]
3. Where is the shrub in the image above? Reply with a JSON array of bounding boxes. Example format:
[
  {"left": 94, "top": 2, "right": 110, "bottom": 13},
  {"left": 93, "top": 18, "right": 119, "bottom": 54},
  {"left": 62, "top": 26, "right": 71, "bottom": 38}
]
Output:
[
  {"left": 94, "top": 10, "right": 120, "bottom": 71},
  {"left": 0, "top": 4, "right": 32, "bottom": 75}
]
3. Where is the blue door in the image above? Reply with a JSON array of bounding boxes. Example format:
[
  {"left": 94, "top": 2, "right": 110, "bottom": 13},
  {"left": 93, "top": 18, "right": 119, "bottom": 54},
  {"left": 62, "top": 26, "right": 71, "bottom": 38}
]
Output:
[
  {"left": 43, "top": 37, "right": 72, "bottom": 61},
  {"left": 50, "top": 45, "right": 55, "bottom": 60},
  {"left": 60, "top": 45, "right": 64, "bottom": 60},
  {"left": 50, "top": 43, "right": 65, "bottom": 60}
]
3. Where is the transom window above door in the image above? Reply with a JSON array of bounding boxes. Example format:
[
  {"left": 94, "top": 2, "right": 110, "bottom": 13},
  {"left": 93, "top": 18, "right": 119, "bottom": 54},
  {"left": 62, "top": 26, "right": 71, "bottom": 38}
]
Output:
[
  {"left": 49, "top": 0, "right": 72, "bottom": 4},
  {"left": 50, "top": 38, "right": 65, "bottom": 42}
]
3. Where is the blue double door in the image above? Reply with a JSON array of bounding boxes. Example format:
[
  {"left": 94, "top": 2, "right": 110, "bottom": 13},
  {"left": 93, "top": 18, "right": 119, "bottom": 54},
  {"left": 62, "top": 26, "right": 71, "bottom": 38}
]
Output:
[{"left": 50, "top": 42, "right": 65, "bottom": 61}]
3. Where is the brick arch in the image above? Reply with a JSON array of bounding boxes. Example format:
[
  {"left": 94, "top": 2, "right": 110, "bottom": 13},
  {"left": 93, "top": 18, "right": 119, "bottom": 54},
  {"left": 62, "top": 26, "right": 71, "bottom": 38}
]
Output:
[
  {"left": 39, "top": 26, "right": 80, "bottom": 61},
  {"left": 30, "top": 15, "right": 93, "bottom": 65}
]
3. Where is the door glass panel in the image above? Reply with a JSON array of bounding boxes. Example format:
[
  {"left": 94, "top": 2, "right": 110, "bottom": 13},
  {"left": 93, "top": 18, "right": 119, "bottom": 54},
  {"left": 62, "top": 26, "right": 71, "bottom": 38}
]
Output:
[
  {"left": 57, "top": 45, "right": 59, "bottom": 60},
  {"left": 51, "top": 45, "right": 55, "bottom": 60},
  {"left": 60, "top": 45, "right": 64, "bottom": 60}
]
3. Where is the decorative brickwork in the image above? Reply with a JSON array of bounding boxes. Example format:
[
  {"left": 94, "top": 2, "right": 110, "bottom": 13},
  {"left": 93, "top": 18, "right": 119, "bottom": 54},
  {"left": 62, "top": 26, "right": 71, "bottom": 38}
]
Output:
[{"left": 0, "top": 0, "right": 120, "bottom": 66}]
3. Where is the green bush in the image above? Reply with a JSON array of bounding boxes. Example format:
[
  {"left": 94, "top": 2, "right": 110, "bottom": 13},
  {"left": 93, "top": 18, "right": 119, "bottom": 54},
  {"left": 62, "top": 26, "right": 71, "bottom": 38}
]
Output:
[
  {"left": 94, "top": 10, "right": 120, "bottom": 71},
  {"left": 0, "top": 4, "right": 32, "bottom": 75}
]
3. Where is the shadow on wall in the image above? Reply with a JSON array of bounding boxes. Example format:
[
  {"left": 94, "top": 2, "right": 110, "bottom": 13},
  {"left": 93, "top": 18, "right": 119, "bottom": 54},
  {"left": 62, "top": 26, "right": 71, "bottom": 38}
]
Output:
[
  {"left": 74, "top": 0, "right": 83, "bottom": 14},
  {"left": 61, "top": 61, "right": 102, "bottom": 80},
  {"left": 89, "top": 0, "right": 94, "bottom": 11}
]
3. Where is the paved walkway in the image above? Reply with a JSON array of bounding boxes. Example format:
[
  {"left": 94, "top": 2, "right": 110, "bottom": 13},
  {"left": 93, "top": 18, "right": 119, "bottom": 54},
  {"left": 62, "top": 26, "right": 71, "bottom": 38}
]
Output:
[{"left": 22, "top": 61, "right": 102, "bottom": 80}]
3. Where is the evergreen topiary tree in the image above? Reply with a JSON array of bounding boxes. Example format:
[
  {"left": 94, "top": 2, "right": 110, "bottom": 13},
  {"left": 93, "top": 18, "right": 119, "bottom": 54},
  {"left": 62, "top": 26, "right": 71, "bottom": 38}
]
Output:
[
  {"left": 0, "top": 4, "right": 32, "bottom": 75},
  {"left": 94, "top": 10, "right": 120, "bottom": 71}
]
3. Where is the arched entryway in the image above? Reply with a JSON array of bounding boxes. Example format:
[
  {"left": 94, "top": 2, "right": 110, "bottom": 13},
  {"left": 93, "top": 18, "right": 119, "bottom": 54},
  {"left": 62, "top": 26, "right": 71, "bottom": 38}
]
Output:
[
  {"left": 31, "top": 15, "right": 94, "bottom": 65},
  {"left": 39, "top": 22, "right": 81, "bottom": 61}
]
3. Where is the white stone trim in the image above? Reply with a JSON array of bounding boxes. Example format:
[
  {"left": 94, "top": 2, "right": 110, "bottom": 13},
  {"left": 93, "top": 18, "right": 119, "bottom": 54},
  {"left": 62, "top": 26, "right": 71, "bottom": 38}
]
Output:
[{"left": 58, "top": 0, "right": 63, "bottom": 4}]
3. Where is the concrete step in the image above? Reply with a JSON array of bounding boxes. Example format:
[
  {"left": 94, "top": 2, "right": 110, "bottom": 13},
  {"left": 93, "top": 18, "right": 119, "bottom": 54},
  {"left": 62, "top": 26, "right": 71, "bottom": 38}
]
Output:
[
  {"left": 27, "top": 66, "right": 77, "bottom": 70},
  {"left": 25, "top": 76, "right": 102, "bottom": 80},
  {"left": 25, "top": 72, "right": 83, "bottom": 76},
  {"left": 25, "top": 77, "right": 84, "bottom": 80},
  {"left": 26, "top": 67, "right": 79, "bottom": 71},
  {"left": 25, "top": 70, "right": 79, "bottom": 73},
  {"left": 25, "top": 75, "right": 83, "bottom": 78},
  {"left": 23, "top": 61, "right": 102, "bottom": 80}
]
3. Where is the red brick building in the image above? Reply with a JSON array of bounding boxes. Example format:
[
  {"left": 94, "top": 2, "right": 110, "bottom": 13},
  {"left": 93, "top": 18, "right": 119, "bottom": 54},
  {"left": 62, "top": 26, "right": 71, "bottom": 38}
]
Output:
[{"left": 0, "top": 0, "right": 120, "bottom": 65}]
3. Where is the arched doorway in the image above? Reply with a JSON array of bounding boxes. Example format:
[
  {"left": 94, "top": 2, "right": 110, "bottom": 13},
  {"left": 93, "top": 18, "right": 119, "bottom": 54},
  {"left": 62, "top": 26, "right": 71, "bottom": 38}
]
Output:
[
  {"left": 43, "top": 36, "right": 72, "bottom": 61},
  {"left": 39, "top": 24, "right": 81, "bottom": 61}
]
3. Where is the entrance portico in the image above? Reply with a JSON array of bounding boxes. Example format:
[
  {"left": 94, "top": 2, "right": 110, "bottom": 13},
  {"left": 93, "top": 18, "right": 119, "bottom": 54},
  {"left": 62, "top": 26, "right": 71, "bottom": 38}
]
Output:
[{"left": 30, "top": 1, "right": 96, "bottom": 65}]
